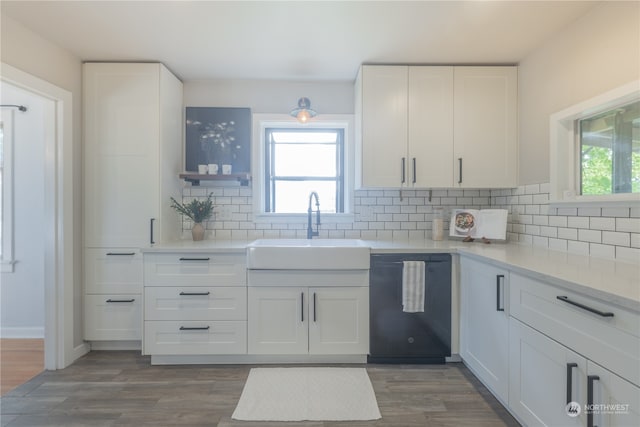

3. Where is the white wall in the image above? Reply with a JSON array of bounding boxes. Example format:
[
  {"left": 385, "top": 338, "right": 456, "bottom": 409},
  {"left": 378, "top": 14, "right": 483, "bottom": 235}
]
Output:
[
  {"left": 0, "top": 15, "right": 84, "bottom": 346},
  {"left": 518, "top": 1, "right": 640, "bottom": 185},
  {"left": 0, "top": 82, "right": 47, "bottom": 337},
  {"left": 184, "top": 79, "right": 354, "bottom": 113}
]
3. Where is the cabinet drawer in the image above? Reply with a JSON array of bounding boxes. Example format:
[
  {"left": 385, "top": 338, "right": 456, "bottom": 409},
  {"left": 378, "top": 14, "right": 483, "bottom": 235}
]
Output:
[
  {"left": 510, "top": 273, "right": 640, "bottom": 386},
  {"left": 144, "top": 287, "right": 247, "bottom": 321},
  {"left": 143, "top": 321, "right": 247, "bottom": 355},
  {"left": 85, "top": 249, "right": 142, "bottom": 294},
  {"left": 84, "top": 294, "right": 141, "bottom": 341},
  {"left": 144, "top": 253, "right": 246, "bottom": 286}
]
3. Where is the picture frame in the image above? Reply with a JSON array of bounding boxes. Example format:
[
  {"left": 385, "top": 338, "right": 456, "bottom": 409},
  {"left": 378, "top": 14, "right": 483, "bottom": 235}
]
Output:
[{"left": 185, "top": 107, "right": 251, "bottom": 174}]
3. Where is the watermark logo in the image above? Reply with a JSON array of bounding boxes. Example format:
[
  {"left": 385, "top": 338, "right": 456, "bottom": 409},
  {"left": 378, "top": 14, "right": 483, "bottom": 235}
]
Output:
[
  {"left": 565, "top": 402, "right": 581, "bottom": 417},
  {"left": 585, "top": 403, "right": 630, "bottom": 415}
]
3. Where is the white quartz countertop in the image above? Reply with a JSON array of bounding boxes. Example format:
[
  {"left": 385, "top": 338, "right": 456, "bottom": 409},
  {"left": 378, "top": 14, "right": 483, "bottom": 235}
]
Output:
[{"left": 143, "top": 238, "right": 639, "bottom": 311}]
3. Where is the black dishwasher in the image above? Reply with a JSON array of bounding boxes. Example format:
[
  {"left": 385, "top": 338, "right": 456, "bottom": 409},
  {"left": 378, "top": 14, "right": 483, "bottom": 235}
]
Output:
[{"left": 368, "top": 253, "right": 451, "bottom": 364}]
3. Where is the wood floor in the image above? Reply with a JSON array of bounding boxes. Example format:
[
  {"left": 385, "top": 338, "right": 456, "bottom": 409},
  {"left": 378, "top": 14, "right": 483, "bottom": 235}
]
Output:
[
  {"left": 0, "top": 351, "right": 520, "bottom": 427},
  {"left": 0, "top": 339, "right": 44, "bottom": 396}
]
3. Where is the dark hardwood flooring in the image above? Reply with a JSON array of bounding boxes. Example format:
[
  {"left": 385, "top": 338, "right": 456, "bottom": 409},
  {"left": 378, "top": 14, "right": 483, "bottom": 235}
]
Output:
[{"left": 0, "top": 351, "right": 519, "bottom": 426}]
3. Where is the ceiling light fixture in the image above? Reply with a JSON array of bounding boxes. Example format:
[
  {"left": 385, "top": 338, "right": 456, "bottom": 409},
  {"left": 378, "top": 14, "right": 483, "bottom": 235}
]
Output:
[{"left": 290, "top": 97, "right": 317, "bottom": 124}]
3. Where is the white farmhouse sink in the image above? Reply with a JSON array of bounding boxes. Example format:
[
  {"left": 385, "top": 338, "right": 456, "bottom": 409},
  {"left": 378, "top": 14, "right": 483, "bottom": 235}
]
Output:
[{"left": 246, "top": 239, "right": 370, "bottom": 270}]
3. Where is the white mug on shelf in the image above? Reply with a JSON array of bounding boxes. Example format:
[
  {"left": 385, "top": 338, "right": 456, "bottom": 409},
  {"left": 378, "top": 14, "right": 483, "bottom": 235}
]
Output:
[
  {"left": 208, "top": 164, "right": 219, "bottom": 174},
  {"left": 197, "top": 164, "right": 208, "bottom": 174},
  {"left": 222, "top": 164, "right": 233, "bottom": 175}
]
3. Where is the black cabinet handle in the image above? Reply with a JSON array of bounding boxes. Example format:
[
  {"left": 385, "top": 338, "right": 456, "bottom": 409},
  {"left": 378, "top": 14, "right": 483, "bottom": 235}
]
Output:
[
  {"left": 150, "top": 218, "right": 155, "bottom": 244},
  {"left": 301, "top": 292, "right": 304, "bottom": 322},
  {"left": 556, "top": 296, "right": 614, "bottom": 318},
  {"left": 566, "top": 363, "right": 578, "bottom": 404},
  {"left": 179, "top": 291, "right": 210, "bottom": 296},
  {"left": 458, "top": 158, "right": 463, "bottom": 184},
  {"left": 106, "top": 252, "right": 136, "bottom": 256},
  {"left": 496, "top": 275, "right": 505, "bottom": 312},
  {"left": 179, "top": 326, "right": 210, "bottom": 331},
  {"left": 106, "top": 299, "right": 135, "bottom": 303},
  {"left": 179, "top": 257, "right": 210, "bottom": 261},
  {"left": 412, "top": 157, "right": 417, "bottom": 184},
  {"left": 313, "top": 292, "right": 317, "bottom": 322},
  {"left": 401, "top": 157, "right": 406, "bottom": 184},
  {"left": 587, "top": 375, "right": 600, "bottom": 427}
]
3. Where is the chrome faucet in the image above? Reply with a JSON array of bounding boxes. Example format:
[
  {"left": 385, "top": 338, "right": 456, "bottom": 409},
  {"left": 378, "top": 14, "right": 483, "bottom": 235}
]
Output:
[{"left": 307, "top": 191, "right": 320, "bottom": 239}]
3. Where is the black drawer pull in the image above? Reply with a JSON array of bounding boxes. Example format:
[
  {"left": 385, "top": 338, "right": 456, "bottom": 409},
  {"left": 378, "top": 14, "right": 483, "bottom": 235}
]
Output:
[
  {"left": 587, "top": 375, "right": 600, "bottom": 427},
  {"left": 106, "top": 299, "right": 135, "bottom": 303},
  {"left": 496, "top": 275, "right": 505, "bottom": 312},
  {"left": 556, "top": 296, "right": 614, "bottom": 317},
  {"left": 179, "top": 257, "right": 210, "bottom": 261},
  {"left": 106, "top": 252, "right": 136, "bottom": 256},
  {"left": 179, "top": 326, "right": 210, "bottom": 331},
  {"left": 179, "top": 292, "right": 210, "bottom": 296},
  {"left": 566, "top": 363, "right": 578, "bottom": 404}
]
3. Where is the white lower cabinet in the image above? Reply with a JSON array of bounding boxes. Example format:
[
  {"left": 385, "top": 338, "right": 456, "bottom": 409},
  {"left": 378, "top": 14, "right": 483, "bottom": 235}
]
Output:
[
  {"left": 248, "top": 286, "right": 369, "bottom": 355},
  {"left": 586, "top": 361, "right": 640, "bottom": 427},
  {"left": 84, "top": 294, "right": 142, "bottom": 341},
  {"left": 83, "top": 249, "right": 143, "bottom": 342},
  {"left": 143, "top": 321, "right": 246, "bottom": 355},
  {"left": 509, "top": 318, "right": 587, "bottom": 427},
  {"left": 461, "top": 256, "right": 640, "bottom": 427},
  {"left": 460, "top": 256, "right": 509, "bottom": 403},
  {"left": 142, "top": 251, "right": 248, "bottom": 356}
]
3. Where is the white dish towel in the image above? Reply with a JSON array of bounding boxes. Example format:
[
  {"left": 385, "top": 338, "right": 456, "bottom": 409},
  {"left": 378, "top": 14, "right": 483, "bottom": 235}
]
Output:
[{"left": 402, "top": 261, "right": 426, "bottom": 313}]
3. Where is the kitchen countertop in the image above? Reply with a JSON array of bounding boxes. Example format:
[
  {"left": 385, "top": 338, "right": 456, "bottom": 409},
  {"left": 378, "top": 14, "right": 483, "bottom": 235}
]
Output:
[{"left": 142, "top": 238, "right": 639, "bottom": 311}]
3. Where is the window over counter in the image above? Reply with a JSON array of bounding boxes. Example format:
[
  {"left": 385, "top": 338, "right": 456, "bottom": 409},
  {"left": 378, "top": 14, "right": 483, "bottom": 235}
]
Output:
[
  {"left": 579, "top": 100, "right": 639, "bottom": 196},
  {"left": 550, "top": 81, "right": 640, "bottom": 207},
  {"left": 265, "top": 128, "right": 344, "bottom": 213},
  {"left": 253, "top": 114, "right": 355, "bottom": 218}
]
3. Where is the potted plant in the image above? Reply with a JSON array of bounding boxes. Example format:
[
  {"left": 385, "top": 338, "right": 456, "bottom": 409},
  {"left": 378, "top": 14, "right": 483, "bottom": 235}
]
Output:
[{"left": 170, "top": 194, "right": 214, "bottom": 241}]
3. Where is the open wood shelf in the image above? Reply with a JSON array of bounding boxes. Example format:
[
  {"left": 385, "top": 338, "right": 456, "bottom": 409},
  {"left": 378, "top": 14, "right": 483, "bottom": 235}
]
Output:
[{"left": 179, "top": 173, "right": 251, "bottom": 186}]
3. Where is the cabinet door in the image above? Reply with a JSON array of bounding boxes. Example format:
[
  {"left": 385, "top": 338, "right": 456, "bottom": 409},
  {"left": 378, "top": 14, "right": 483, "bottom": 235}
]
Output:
[
  {"left": 454, "top": 67, "right": 517, "bottom": 188},
  {"left": 308, "top": 287, "right": 369, "bottom": 355},
  {"left": 83, "top": 63, "right": 160, "bottom": 247},
  {"left": 460, "top": 256, "right": 509, "bottom": 403},
  {"left": 587, "top": 361, "right": 640, "bottom": 427},
  {"left": 509, "top": 318, "right": 586, "bottom": 427},
  {"left": 360, "top": 65, "right": 408, "bottom": 187},
  {"left": 408, "top": 67, "right": 454, "bottom": 187},
  {"left": 248, "top": 287, "right": 308, "bottom": 354}
]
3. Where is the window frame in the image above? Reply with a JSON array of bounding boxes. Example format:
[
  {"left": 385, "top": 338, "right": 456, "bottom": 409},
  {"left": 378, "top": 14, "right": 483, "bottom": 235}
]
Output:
[
  {"left": 1, "top": 110, "right": 15, "bottom": 272},
  {"left": 550, "top": 80, "right": 640, "bottom": 207},
  {"left": 252, "top": 114, "right": 355, "bottom": 220},
  {"left": 264, "top": 127, "right": 345, "bottom": 214}
]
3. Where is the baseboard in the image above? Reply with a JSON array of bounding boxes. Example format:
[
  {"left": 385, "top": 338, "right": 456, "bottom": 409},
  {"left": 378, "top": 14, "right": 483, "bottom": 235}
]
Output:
[
  {"left": 73, "top": 342, "right": 91, "bottom": 360},
  {"left": 0, "top": 326, "right": 44, "bottom": 338},
  {"left": 88, "top": 340, "right": 142, "bottom": 351}
]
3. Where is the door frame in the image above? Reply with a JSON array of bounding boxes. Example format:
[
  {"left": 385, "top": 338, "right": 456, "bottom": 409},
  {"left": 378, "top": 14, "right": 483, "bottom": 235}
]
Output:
[{"left": 1, "top": 63, "right": 87, "bottom": 369}]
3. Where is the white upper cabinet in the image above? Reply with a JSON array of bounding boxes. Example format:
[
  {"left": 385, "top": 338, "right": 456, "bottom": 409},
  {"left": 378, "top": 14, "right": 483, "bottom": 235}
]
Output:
[
  {"left": 453, "top": 67, "right": 518, "bottom": 188},
  {"left": 408, "top": 66, "right": 454, "bottom": 188},
  {"left": 356, "top": 65, "right": 517, "bottom": 189},
  {"left": 357, "top": 65, "right": 408, "bottom": 187},
  {"left": 83, "top": 62, "right": 183, "bottom": 247}
]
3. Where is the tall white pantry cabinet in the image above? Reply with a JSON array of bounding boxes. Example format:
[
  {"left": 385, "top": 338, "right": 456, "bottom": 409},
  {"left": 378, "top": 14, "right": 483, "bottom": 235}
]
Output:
[{"left": 83, "top": 62, "right": 183, "bottom": 344}]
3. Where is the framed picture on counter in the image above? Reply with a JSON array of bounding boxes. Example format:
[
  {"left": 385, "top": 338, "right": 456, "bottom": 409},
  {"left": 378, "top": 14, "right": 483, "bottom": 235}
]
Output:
[{"left": 185, "top": 107, "right": 251, "bottom": 174}]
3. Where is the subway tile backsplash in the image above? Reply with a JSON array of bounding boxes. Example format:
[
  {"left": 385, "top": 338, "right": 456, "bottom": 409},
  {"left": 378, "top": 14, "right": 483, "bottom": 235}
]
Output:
[
  {"left": 491, "top": 183, "right": 640, "bottom": 263},
  {"left": 179, "top": 182, "right": 639, "bottom": 263}
]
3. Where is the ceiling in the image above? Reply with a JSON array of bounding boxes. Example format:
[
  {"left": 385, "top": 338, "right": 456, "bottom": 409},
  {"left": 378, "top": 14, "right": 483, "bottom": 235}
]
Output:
[{"left": 1, "top": 1, "right": 599, "bottom": 82}]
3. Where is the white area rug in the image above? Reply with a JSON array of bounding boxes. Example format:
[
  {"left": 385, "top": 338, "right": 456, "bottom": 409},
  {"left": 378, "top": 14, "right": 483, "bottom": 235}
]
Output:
[{"left": 232, "top": 367, "right": 382, "bottom": 421}]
